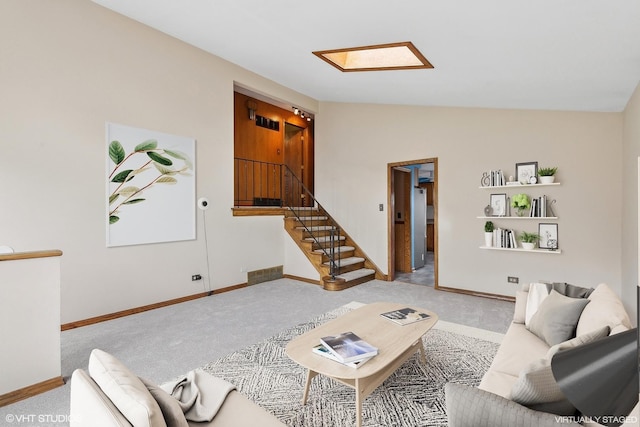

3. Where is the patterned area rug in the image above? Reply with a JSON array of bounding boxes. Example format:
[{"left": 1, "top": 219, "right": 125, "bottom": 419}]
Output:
[{"left": 201, "top": 305, "right": 500, "bottom": 427}]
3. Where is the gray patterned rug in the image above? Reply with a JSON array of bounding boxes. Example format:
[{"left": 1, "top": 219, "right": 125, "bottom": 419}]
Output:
[{"left": 201, "top": 305, "right": 499, "bottom": 427}]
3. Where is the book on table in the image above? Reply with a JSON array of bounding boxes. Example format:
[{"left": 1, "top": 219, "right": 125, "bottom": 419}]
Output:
[
  {"left": 311, "top": 344, "right": 373, "bottom": 368},
  {"left": 380, "top": 307, "right": 430, "bottom": 325},
  {"left": 319, "top": 331, "right": 378, "bottom": 363}
]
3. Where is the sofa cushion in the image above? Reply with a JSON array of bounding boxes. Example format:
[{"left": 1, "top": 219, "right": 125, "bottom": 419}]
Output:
[
  {"left": 527, "top": 290, "right": 590, "bottom": 346},
  {"left": 70, "top": 369, "right": 133, "bottom": 427},
  {"left": 88, "top": 349, "right": 167, "bottom": 427},
  {"left": 484, "top": 323, "right": 549, "bottom": 379},
  {"left": 524, "top": 283, "right": 550, "bottom": 326},
  {"left": 548, "top": 282, "right": 594, "bottom": 299},
  {"left": 510, "top": 326, "right": 610, "bottom": 415},
  {"left": 576, "top": 283, "right": 632, "bottom": 337},
  {"left": 140, "top": 378, "right": 188, "bottom": 427}
]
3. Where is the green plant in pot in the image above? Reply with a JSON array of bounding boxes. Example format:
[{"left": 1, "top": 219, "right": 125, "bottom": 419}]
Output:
[
  {"left": 484, "top": 221, "right": 494, "bottom": 247},
  {"left": 538, "top": 167, "right": 557, "bottom": 184},
  {"left": 511, "top": 193, "right": 530, "bottom": 217},
  {"left": 519, "top": 231, "right": 540, "bottom": 250}
]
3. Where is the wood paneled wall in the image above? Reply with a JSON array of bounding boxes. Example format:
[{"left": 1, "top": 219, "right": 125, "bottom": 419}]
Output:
[{"left": 234, "top": 92, "right": 314, "bottom": 205}]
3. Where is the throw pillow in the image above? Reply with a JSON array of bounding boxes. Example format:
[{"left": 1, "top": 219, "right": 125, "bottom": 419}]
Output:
[
  {"left": 140, "top": 378, "right": 188, "bottom": 427},
  {"left": 525, "top": 283, "right": 551, "bottom": 326},
  {"left": 511, "top": 326, "right": 610, "bottom": 414},
  {"left": 527, "top": 290, "right": 590, "bottom": 346},
  {"left": 549, "top": 282, "right": 594, "bottom": 299},
  {"left": 575, "top": 283, "right": 633, "bottom": 337},
  {"left": 88, "top": 349, "right": 167, "bottom": 427}
]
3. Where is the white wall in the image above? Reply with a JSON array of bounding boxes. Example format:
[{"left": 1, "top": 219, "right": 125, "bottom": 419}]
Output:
[
  {"left": 316, "top": 102, "right": 624, "bottom": 298},
  {"left": 1, "top": 1, "right": 634, "bottom": 324},
  {"left": 0, "top": 0, "right": 318, "bottom": 323},
  {"left": 622, "top": 81, "right": 640, "bottom": 324}
]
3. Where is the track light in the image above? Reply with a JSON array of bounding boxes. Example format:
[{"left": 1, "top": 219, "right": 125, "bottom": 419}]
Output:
[
  {"left": 293, "top": 107, "right": 299, "bottom": 115},
  {"left": 292, "top": 106, "right": 312, "bottom": 122}
]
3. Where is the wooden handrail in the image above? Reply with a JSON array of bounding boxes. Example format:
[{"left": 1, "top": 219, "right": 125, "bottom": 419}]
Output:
[{"left": 0, "top": 250, "right": 63, "bottom": 262}]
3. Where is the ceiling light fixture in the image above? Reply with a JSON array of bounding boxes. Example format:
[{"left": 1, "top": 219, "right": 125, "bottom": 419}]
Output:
[
  {"left": 313, "top": 41, "right": 433, "bottom": 72},
  {"left": 293, "top": 106, "right": 313, "bottom": 122}
]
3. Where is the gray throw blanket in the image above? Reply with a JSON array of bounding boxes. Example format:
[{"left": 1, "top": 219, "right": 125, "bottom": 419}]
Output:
[{"left": 161, "top": 369, "right": 236, "bottom": 422}]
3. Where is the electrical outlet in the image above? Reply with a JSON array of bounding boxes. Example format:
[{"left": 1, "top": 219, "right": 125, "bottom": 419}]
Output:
[
  {"left": 507, "top": 276, "right": 519, "bottom": 284},
  {"left": 379, "top": 204, "right": 384, "bottom": 211},
  {"left": 192, "top": 274, "right": 202, "bottom": 281}
]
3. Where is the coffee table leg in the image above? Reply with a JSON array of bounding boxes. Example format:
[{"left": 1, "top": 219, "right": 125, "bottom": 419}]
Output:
[
  {"left": 355, "top": 378, "right": 362, "bottom": 427},
  {"left": 302, "top": 369, "right": 318, "bottom": 404},
  {"left": 418, "top": 340, "right": 427, "bottom": 364}
]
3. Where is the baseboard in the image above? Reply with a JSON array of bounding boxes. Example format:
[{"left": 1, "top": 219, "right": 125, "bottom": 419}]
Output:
[
  {"left": 436, "top": 285, "right": 515, "bottom": 302},
  {"left": 61, "top": 283, "right": 248, "bottom": 331},
  {"left": 283, "top": 274, "right": 321, "bottom": 285},
  {"left": 0, "top": 376, "right": 64, "bottom": 407}
]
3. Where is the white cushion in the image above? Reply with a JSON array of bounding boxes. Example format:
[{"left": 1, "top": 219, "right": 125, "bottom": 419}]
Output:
[
  {"left": 525, "top": 283, "right": 550, "bottom": 326},
  {"left": 88, "top": 349, "right": 167, "bottom": 427},
  {"left": 70, "top": 369, "right": 133, "bottom": 427},
  {"left": 576, "top": 283, "right": 632, "bottom": 337}
]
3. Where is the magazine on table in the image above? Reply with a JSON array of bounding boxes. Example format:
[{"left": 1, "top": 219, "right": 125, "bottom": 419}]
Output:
[
  {"left": 311, "top": 344, "right": 373, "bottom": 368},
  {"left": 380, "top": 307, "right": 430, "bottom": 325},
  {"left": 319, "top": 331, "right": 378, "bottom": 363}
]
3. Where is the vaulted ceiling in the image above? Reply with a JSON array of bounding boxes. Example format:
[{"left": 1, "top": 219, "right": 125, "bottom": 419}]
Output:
[{"left": 93, "top": 0, "right": 640, "bottom": 112}]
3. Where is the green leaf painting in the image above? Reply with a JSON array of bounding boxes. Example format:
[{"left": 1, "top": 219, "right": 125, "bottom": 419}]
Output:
[{"left": 108, "top": 136, "right": 193, "bottom": 225}]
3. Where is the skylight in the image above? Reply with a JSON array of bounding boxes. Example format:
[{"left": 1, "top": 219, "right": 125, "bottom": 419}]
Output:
[{"left": 313, "top": 42, "right": 433, "bottom": 72}]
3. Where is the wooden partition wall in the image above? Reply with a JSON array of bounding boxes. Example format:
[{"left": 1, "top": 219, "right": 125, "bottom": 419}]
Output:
[{"left": 234, "top": 92, "right": 314, "bottom": 206}]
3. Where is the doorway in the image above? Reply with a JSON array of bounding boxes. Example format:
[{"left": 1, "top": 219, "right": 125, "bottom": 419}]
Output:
[{"left": 387, "top": 159, "right": 438, "bottom": 288}]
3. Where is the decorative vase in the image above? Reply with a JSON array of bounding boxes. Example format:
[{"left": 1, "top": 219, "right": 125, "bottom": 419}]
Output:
[
  {"left": 484, "top": 232, "right": 493, "bottom": 247},
  {"left": 539, "top": 176, "right": 555, "bottom": 184},
  {"left": 515, "top": 207, "right": 527, "bottom": 217},
  {"left": 522, "top": 242, "right": 535, "bottom": 250}
]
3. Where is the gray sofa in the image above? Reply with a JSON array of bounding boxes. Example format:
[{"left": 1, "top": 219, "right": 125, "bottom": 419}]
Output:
[
  {"left": 446, "top": 282, "right": 636, "bottom": 427},
  {"left": 70, "top": 349, "right": 285, "bottom": 427}
]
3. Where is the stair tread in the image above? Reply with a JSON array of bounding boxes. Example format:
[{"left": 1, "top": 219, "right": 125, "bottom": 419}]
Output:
[
  {"left": 295, "top": 225, "right": 335, "bottom": 231},
  {"left": 304, "top": 236, "right": 346, "bottom": 243},
  {"left": 313, "top": 246, "right": 354, "bottom": 254},
  {"left": 290, "top": 216, "right": 328, "bottom": 221},
  {"left": 323, "top": 257, "right": 364, "bottom": 267},
  {"left": 336, "top": 268, "right": 375, "bottom": 281}
]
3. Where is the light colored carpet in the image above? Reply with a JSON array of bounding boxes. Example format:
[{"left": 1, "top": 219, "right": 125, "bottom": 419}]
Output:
[{"left": 201, "top": 303, "right": 502, "bottom": 426}]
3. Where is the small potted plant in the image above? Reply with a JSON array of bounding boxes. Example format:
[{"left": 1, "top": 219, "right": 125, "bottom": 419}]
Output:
[
  {"left": 484, "top": 221, "right": 494, "bottom": 247},
  {"left": 511, "top": 193, "right": 531, "bottom": 217},
  {"left": 538, "top": 167, "right": 557, "bottom": 184},
  {"left": 519, "top": 231, "right": 540, "bottom": 250}
]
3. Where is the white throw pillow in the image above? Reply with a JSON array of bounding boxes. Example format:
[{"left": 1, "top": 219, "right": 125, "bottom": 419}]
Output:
[
  {"left": 525, "top": 283, "right": 551, "bottom": 326},
  {"left": 576, "top": 283, "right": 632, "bottom": 337},
  {"left": 88, "top": 349, "right": 167, "bottom": 427}
]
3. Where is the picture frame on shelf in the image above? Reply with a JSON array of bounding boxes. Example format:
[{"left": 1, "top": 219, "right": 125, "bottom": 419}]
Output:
[
  {"left": 490, "top": 193, "right": 507, "bottom": 217},
  {"left": 539, "top": 223, "right": 559, "bottom": 250},
  {"left": 516, "top": 161, "right": 538, "bottom": 184}
]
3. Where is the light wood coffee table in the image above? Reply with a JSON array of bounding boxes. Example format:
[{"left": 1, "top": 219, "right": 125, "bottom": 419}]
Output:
[{"left": 285, "top": 302, "right": 438, "bottom": 427}]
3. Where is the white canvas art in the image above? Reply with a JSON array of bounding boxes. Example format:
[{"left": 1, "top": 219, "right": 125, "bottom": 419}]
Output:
[{"left": 106, "top": 123, "right": 196, "bottom": 247}]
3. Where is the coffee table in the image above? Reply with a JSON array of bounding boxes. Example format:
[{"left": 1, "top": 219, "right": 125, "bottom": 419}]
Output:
[{"left": 285, "top": 302, "right": 438, "bottom": 427}]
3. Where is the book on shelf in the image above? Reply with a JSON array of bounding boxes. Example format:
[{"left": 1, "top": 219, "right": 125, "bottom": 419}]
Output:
[
  {"left": 311, "top": 344, "right": 373, "bottom": 368},
  {"left": 319, "top": 331, "right": 378, "bottom": 363},
  {"left": 380, "top": 307, "right": 431, "bottom": 325}
]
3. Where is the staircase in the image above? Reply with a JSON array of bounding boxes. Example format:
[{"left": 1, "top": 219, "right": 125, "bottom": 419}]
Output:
[{"left": 283, "top": 206, "right": 380, "bottom": 291}]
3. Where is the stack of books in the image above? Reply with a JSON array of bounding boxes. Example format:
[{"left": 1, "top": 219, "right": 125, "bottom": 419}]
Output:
[
  {"left": 380, "top": 307, "right": 431, "bottom": 325},
  {"left": 312, "top": 331, "right": 378, "bottom": 368}
]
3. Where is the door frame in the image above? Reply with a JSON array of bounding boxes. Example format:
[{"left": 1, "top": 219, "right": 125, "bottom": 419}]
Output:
[{"left": 387, "top": 158, "right": 439, "bottom": 288}]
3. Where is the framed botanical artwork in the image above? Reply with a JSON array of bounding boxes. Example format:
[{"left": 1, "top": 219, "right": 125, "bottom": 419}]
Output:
[
  {"left": 490, "top": 193, "right": 507, "bottom": 217},
  {"left": 539, "top": 223, "right": 559, "bottom": 249},
  {"left": 516, "top": 161, "right": 538, "bottom": 184}
]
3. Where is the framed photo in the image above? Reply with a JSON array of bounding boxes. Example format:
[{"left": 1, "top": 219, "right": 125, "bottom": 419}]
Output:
[
  {"left": 539, "top": 223, "right": 559, "bottom": 250},
  {"left": 516, "top": 161, "right": 538, "bottom": 184},
  {"left": 490, "top": 193, "right": 507, "bottom": 217}
]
